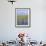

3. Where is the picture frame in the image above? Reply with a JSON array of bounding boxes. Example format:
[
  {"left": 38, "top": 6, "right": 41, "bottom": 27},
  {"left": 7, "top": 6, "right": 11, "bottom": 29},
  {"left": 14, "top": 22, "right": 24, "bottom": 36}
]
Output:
[{"left": 15, "top": 8, "right": 31, "bottom": 28}]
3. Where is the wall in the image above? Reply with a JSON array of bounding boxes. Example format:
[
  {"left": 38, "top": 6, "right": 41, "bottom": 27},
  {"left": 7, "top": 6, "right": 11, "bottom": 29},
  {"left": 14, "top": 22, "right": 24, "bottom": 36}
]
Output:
[{"left": 0, "top": 0, "right": 46, "bottom": 42}]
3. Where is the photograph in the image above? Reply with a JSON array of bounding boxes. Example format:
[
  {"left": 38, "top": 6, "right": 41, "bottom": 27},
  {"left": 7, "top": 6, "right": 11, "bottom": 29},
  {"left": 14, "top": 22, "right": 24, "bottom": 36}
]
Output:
[
  {"left": 15, "top": 8, "right": 31, "bottom": 28},
  {"left": 0, "top": 0, "right": 46, "bottom": 46}
]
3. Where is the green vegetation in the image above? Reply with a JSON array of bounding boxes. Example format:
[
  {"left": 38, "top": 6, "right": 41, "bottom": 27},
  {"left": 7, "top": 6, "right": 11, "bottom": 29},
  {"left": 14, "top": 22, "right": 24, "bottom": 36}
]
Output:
[{"left": 17, "top": 15, "right": 28, "bottom": 20}]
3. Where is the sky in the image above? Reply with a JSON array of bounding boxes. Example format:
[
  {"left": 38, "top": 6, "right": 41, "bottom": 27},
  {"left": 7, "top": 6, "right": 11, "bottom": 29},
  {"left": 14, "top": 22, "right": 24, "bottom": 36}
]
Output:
[{"left": 16, "top": 9, "right": 29, "bottom": 15}]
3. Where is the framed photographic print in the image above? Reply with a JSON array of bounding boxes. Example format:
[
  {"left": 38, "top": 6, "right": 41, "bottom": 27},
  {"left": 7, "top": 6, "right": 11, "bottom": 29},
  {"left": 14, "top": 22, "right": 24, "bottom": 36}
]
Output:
[{"left": 15, "top": 8, "right": 31, "bottom": 28}]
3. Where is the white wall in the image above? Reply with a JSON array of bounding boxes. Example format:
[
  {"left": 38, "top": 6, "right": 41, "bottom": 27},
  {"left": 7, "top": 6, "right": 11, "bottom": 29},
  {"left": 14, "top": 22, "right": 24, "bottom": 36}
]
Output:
[{"left": 0, "top": 0, "right": 46, "bottom": 42}]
